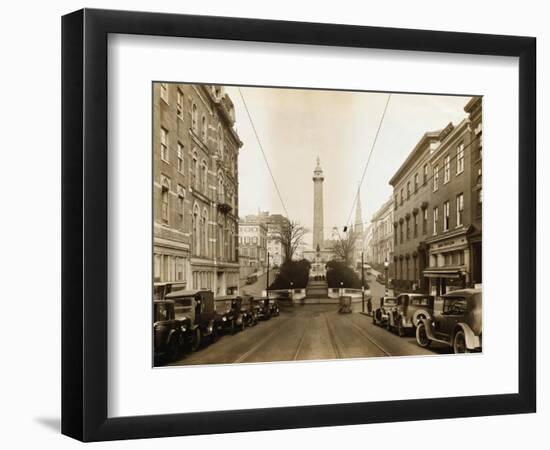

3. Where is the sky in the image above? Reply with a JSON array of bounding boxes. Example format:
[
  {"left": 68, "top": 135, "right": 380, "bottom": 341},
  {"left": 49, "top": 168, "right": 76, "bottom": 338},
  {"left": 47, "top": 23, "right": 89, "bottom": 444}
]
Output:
[{"left": 226, "top": 85, "right": 471, "bottom": 247}]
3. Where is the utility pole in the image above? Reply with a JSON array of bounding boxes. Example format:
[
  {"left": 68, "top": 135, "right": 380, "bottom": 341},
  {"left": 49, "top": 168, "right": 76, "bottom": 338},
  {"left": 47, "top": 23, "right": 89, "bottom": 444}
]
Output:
[
  {"left": 361, "top": 251, "right": 365, "bottom": 313},
  {"left": 266, "top": 252, "right": 270, "bottom": 298}
]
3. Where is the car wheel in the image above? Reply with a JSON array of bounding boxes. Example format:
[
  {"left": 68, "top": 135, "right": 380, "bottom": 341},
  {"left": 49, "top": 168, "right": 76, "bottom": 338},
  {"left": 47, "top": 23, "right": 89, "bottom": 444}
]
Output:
[
  {"left": 386, "top": 318, "right": 392, "bottom": 332},
  {"left": 190, "top": 328, "right": 202, "bottom": 352},
  {"left": 167, "top": 336, "right": 180, "bottom": 361},
  {"left": 453, "top": 330, "right": 470, "bottom": 354},
  {"left": 397, "top": 319, "right": 406, "bottom": 337},
  {"left": 416, "top": 323, "right": 431, "bottom": 348},
  {"left": 240, "top": 320, "right": 245, "bottom": 332}
]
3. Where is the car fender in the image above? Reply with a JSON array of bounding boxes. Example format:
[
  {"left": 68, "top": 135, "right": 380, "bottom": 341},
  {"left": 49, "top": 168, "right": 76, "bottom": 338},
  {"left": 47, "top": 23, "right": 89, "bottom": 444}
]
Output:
[
  {"left": 413, "top": 309, "right": 431, "bottom": 327},
  {"left": 418, "top": 318, "right": 436, "bottom": 341},
  {"left": 454, "top": 323, "right": 481, "bottom": 350}
]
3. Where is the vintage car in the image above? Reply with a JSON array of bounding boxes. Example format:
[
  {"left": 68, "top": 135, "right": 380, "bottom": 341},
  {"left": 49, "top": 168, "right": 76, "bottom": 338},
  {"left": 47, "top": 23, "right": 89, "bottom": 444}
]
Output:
[
  {"left": 416, "top": 288, "right": 482, "bottom": 353},
  {"left": 153, "top": 300, "right": 190, "bottom": 363},
  {"left": 372, "top": 296, "right": 399, "bottom": 330},
  {"left": 392, "top": 293, "right": 435, "bottom": 336},
  {"left": 254, "top": 297, "right": 271, "bottom": 320},
  {"left": 214, "top": 295, "right": 244, "bottom": 334},
  {"left": 269, "top": 298, "right": 280, "bottom": 316},
  {"left": 240, "top": 294, "right": 258, "bottom": 327},
  {"left": 164, "top": 289, "right": 216, "bottom": 351}
]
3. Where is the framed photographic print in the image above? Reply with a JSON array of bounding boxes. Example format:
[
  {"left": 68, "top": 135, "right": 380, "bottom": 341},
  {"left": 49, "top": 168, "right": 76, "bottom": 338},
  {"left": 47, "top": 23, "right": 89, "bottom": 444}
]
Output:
[{"left": 62, "top": 8, "right": 536, "bottom": 442}]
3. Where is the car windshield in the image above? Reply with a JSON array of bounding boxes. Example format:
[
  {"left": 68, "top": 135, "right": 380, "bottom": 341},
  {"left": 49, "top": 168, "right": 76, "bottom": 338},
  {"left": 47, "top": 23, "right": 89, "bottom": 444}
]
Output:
[
  {"left": 154, "top": 303, "right": 170, "bottom": 321},
  {"left": 384, "top": 298, "right": 397, "bottom": 306}
]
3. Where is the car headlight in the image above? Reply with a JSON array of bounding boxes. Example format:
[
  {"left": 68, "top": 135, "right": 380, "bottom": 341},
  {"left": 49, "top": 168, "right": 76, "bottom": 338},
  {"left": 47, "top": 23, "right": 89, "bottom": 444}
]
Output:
[
  {"left": 222, "top": 317, "right": 227, "bottom": 322},
  {"left": 181, "top": 326, "right": 187, "bottom": 332}
]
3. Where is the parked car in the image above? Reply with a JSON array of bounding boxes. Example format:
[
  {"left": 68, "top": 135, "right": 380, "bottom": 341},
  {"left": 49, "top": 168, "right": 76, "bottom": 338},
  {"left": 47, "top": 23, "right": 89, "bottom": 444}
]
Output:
[
  {"left": 240, "top": 294, "right": 258, "bottom": 327},
  {"left": 164, "top": 289, "right": 216, "bottom": 351},
  {"left": 153, "top": 300, "right": 189, "bottom": 363},
  {"left": 214, "top": 295, "right": 244, "bottom": 334},
  {"left": 269, "top": 298, "right": 280, "bottom": 316},
  {"left": 254, "top": 298, "right": 271, "bottom": 320},
  {"left": 392, "top": 293, "right": 435, "bottom": 336},
  {"left": 338, "top": 296, "right": 352, "bottom": 314},
  {"left": 372, "top": 296, "right": 399, "bottom": 330},
  {"left": 416, "top": 289, "right": 482, "bottom": 353},
  {"left": 245, "top": 274, "right": 258, "bottom": 285}
]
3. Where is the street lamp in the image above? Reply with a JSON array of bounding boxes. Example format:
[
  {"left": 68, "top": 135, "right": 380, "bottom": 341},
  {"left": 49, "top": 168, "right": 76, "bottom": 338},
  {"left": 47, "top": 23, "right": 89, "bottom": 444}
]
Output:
[{"left": 384, "top": 257, "right": 389, "bottom": 296}]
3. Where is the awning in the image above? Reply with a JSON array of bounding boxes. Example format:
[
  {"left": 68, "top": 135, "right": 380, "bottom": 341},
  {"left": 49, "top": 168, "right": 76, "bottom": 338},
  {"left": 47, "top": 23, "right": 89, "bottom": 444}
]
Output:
[{"left": 423, "top": 269, "right": 462, "bottom": 279}]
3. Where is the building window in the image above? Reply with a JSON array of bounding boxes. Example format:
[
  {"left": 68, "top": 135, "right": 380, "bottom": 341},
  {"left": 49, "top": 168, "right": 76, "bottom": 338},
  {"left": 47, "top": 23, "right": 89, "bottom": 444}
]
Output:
[
  {"left": 423, "top": 209, "right": 428, "bottom": 235},
  {"left": 433, "top": 207, "right": 439, "bottom": 235},
  {"left": 160, "top": 83, "right": 168, "bottom": 103},
  {"left": 192, "top": 103, "right": 198, "bottom": 132},
  {"left": 433, "top": 165, "right": 439, "bottom": 191},
  {"left": 161, "top": 186, "right": 169, "bottom": 223},
  {"left": 413, "top": 214, "right": 418, "bottom": 238},
  {"left": 423, "top": 164, "right": 429, "bottom": 185},
  {"left": 177, "top": 142, "right": 184, "bottom": 173},
  {"left": 443, "top": 201, "right": 450, "bottom": 231},
  {"left": 406, "top": 218, "right": 410, "bottom": 240},
  {"left": 201, "top": 210, "right": 208, "bottom": 257},
  {"left": 177, "top": 186, "right": 185, "bottom": 230},
  {"left": 394, "top": 194, "right": 398, "bottom": 209},
  {"left": 193, "top": 206, "right": 200, "bottom": 255},
  {"left": 201, "top": 161, "right": 208, "bottom": 193},
  {"left": 400, "top": 223, "right": 403, "bottom": 244},
  {"left": 456, "top": 143, "right": 465, "bottom": 174},
  {"left": 477, "top": 189, "right": 483, "bottom": 217},
  {"left": 444, "top": 155, "right": 450, "bottom": 183},
  {"left": 456, "top": 193, "right": 464, "bottom": 226},
  {"left": 176, "top": 89, "right": 184, "bottom": 119},
  {"left": 201, "top": 115, "right": 207, "bottom": 142},
  {"left": 160, "top": 127, "right": 169, "bottom": 162},
  {"left": 406, "top": 182, "right": 411, "bottom": 200},
  {"left": 400, "top": 189, "right": 404, "bottom": 205},
  {"left": 414, "top": 173, "right": 419, "bottom": 193},
  {"left": 192, "top": 152, "right": 199, "bottom": 190}
]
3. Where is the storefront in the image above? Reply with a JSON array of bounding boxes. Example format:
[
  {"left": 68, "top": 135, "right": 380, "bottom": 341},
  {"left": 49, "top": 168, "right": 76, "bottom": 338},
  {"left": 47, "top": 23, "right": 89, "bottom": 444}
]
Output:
[{"left": 424, "top": 230, "right": 470, "bottom": 296}]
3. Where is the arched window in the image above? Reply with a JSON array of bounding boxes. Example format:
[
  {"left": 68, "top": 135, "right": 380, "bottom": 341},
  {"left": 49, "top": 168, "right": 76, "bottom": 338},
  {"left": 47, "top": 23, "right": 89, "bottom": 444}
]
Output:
[
  {"left": 202, "top": 208, "right": 208, "bottom": 257},
  {"left": 218, "top": 172, "right": 224, "bottom": 203},
  {"left": 192, "top": 151, "right": 199, "bottom": 190},
  {"left": 201, "top": 160, "right": 208, "bottom": 193},
  {"left": 192, "top": 103, "right": 198, "bottom": 132},
  {"left": 201, "top": 115, "right": 207, "bottom": 142},
  {"left": 218, "top": 125, "right": 224, "bottom": 158},
  {"left": 193, "top": 204, "right": 200, "bottom": 255}
]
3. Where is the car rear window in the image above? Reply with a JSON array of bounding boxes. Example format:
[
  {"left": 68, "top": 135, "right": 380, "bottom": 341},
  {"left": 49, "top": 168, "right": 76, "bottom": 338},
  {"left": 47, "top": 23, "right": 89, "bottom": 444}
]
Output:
[{"left": 443, "top": 297, "right": 468, "bottom": 314}]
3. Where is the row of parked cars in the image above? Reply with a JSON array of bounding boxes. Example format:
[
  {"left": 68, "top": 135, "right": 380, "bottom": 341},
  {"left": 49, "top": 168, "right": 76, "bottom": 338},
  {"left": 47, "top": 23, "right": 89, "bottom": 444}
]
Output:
[
  {"left": 372, "top": 288, "right": 482, "bottom": 353},
  {"left": 153, "top": 289, "right": 280, "bottom": 365}
]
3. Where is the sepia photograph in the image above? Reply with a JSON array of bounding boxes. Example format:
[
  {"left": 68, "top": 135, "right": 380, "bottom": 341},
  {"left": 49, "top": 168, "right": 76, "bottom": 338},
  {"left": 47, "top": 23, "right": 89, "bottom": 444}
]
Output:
[{"left": 152, "top": 83, "right": 483, "bottom": 367}]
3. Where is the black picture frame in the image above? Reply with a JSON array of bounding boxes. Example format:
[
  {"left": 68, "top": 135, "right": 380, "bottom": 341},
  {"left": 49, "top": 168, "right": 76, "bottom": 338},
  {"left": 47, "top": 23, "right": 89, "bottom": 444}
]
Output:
[{"left": 62, "top": 8, "right": 536, "bottom": 442}]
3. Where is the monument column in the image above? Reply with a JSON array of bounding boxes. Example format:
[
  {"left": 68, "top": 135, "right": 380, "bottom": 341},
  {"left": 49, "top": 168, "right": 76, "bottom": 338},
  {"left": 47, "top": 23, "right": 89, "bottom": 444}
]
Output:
[{"left": 312, "top": 157, "right": 325, "bottom": 250}]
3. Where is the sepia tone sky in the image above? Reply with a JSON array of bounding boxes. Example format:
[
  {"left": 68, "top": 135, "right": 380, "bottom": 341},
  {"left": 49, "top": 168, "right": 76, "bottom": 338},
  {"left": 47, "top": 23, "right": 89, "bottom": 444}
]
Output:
[{"left": 227, "top": 85, "right": 471, "bottom": 247}]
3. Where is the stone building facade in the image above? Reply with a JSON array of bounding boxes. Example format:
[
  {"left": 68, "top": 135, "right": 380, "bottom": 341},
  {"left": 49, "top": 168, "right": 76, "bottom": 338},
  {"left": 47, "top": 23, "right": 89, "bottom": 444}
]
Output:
[
  {"left": 153, "top": 83, "right": 242, "bottom": 298},
  {"left": 370, "top": 196, "right": 394, "bottom": 268},
  {"left": 238, "top": 216, "right": 268, "bottom": 279},
  {"left": 389, "top": 97, "right": 482, "bottom": 295}
]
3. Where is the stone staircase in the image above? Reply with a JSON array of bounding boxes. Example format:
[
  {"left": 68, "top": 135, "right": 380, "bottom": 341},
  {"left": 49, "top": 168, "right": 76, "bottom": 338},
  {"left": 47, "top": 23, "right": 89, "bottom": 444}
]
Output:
[{"left": 306, "top": 279, "right": 329, "bottom": 298}]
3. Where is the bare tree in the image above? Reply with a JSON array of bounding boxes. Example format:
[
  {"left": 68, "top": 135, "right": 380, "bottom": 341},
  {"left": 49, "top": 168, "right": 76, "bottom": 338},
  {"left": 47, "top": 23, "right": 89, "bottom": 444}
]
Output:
[
  {"left": 331, "top": 230, "right": 358, "bottom": 267},
  {"left": 273, "top": 220, "right": 309, "bottom": 264}
]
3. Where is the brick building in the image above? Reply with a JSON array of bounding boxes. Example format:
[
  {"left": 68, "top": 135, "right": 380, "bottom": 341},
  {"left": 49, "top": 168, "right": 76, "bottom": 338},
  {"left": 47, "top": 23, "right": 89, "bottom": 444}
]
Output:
[
  {"left": 389, "top": 97, "right": 482, "bottom": 295},
  {"left": 153, "top": 83, "right": 242, "bottom": 298}
]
